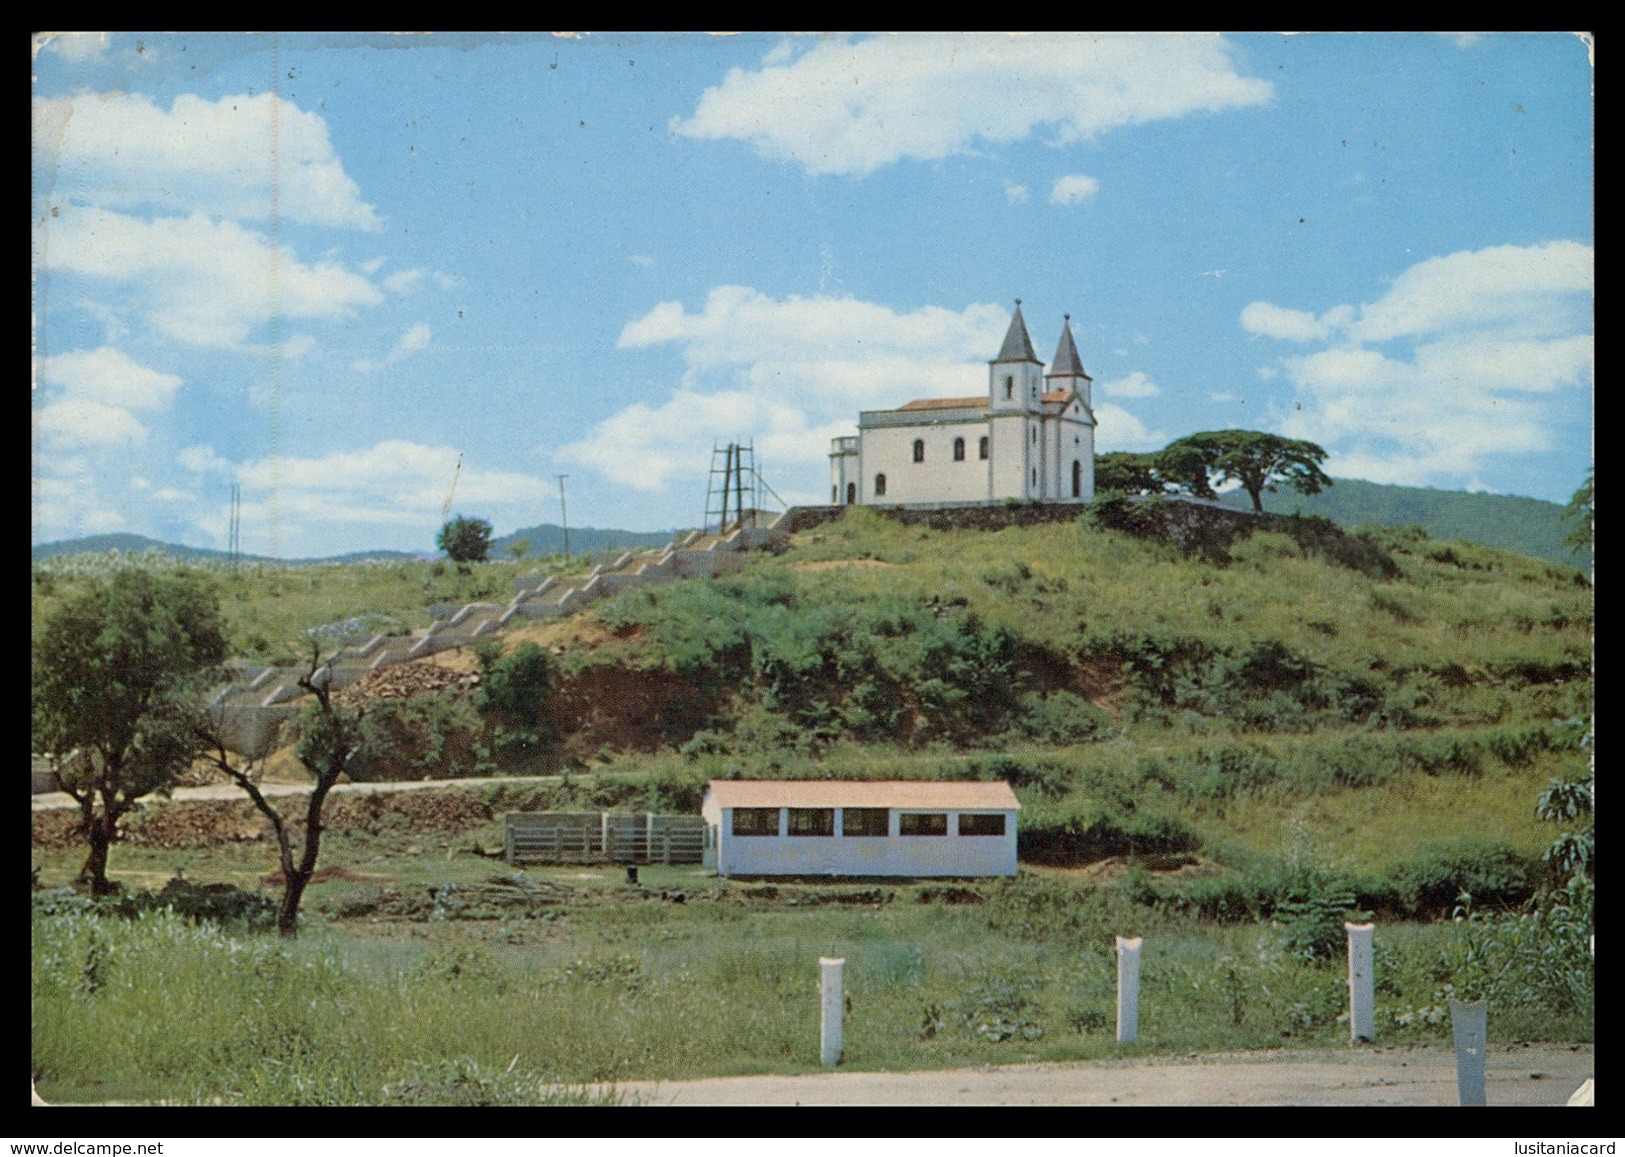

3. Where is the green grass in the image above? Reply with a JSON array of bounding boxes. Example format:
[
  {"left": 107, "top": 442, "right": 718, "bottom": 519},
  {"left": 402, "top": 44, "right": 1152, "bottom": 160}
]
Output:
[{"left": 32, "top": 869, "right": 1592, "bottom": 1105}]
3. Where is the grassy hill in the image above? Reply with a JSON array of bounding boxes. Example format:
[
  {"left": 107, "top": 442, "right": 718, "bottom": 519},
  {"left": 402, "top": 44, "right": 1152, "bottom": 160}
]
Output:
[{"left": 1219, "top": 477, "right": 1590, "bottom": 571}]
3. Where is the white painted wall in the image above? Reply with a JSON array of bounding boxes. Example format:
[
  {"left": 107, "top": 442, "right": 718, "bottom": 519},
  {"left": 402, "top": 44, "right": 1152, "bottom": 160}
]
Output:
[{"left": 701, "top": 800, "right": 1018, "bottom": 877}]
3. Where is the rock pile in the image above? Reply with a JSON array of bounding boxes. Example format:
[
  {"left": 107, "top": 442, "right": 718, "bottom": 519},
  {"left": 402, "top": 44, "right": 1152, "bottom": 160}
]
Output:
[{"left": 333, "top": 661, "right": 480, "bottom": 707}]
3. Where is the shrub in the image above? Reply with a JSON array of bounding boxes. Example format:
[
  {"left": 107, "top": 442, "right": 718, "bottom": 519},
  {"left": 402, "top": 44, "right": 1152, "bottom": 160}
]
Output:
[{"left": 1396, "top": 839, "right": 1536, "bottom": 916}]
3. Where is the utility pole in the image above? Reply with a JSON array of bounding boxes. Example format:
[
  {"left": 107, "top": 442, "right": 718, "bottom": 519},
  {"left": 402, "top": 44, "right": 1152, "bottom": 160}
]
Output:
[
  {"left": 556, "top": 474, "right": 570, "bottom": 561},
  {"left": 228, "top": 483, "right": 241, "bottom": 573}
]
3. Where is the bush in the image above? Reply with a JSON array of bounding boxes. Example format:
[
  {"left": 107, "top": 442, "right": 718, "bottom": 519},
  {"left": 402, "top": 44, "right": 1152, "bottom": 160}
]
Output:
[
  {"left": 436, "top": 516, "right": 493, "bottom": 564},
  {"left": 1396, "top": 839, "right": 1536, "bottom": 916},
  {"left": 1017, "top": 797, "right": 1197, "bottom": 864}
]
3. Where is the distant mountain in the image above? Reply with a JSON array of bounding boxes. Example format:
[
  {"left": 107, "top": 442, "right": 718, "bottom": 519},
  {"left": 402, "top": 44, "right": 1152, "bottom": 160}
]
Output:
[
  {"left": 31, "top": 525, "right": 680, "bottom": 566},
  {"left": 490, "top": 523, "right": 680, "bottom": 559},
  {"left": 1219, "top": 478, "right": 1590, "bottom": 571}
]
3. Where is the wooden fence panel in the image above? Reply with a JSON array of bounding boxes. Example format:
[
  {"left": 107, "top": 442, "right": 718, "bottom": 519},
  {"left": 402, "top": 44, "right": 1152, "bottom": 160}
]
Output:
[{"left": 505, "top": 812, "right": 705, "bottom": 866}]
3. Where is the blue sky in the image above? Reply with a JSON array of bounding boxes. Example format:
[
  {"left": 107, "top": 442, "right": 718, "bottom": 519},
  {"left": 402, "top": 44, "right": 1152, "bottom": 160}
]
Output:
[{"left": 32, "top": 32, "right": 1593, "bottom": 559}]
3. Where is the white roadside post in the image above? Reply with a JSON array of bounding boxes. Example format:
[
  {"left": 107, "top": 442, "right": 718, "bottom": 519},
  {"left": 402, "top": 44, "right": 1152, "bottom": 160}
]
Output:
[
  {"left": 1345, "top": 922, "right": 1376, "bottom": 1043},
  {"left": 1116, "top": 936, "right": 1143, "bottom": 1044},
  {"left": 819, "top": 957, "right": 845, "bottom": 1065},
  {"left": 1450, "top": 998, "right": 1488, "bottom": 1106}
]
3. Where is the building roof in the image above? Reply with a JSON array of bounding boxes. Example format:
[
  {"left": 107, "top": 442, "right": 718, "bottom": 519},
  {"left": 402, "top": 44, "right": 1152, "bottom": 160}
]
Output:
[
  {"left": 1046, "top": 316, "right": 1090, "bottom": 380},
  {"left": 993, "top": 300, "right": 1039, "bottom": 364},
  {"left": 899, "top": 396, "right": 986, "bottom": 412},
  {"left": 1040, "top": 390, "right": 1074, "bottom": 405},
  {"left": 707, "top": 780, "right": 1021, "bottom": 810}
]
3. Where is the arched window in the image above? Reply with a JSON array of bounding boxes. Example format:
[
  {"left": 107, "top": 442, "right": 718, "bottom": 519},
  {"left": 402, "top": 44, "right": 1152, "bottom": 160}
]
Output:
[
  {"left": 979, "top": 436, "right": 989, "bottom": 460},
  {"left": 875, "top": 474, "right": 887, "bottom": 497},
  {"left": 1004, "top": 376, "right": 1013, "bottom": 400},
  {"left": 912, "top": 439, "right": 925, "bottom": 463},
  {"left": 953, "top": 437, "right": 965, "bottom": 461},
  {"left": 1072, "top": 460, "right": 1081, "bottom": 498},
  {"left": 846, "top": 482, "right": 856, "bottom": 505}
]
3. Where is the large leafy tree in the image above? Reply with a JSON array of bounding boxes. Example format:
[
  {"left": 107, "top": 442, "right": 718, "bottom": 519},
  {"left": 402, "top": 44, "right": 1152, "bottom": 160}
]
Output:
[
  {"left": 32, "top": 569, "right": 228, "bottom": 892},
  {"left": 437, "top": 514, "right": 493, "bottom": 563},
  {"left": 1161, "top": 429, "right": 1332, "bottom": 513},
  {"left": 1094, "top": 452, "right": 1163, "bottom": 495}
]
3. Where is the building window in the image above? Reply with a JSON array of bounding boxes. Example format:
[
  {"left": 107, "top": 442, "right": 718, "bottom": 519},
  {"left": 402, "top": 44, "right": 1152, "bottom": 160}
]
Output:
[
  {"left": 1031, "top": 384, "right": 1037, "bottom": 400},
  {"left": 832, "top": 485, "right": 838, "bottom": 503},
  {"left": 979, "top": 436, "right": 989, "bottom": 460},
  {"left": 1072, "top": 460, "right": 1082, "bottom": 498},
  {"left": 1004, "top": 376, "right": 1014, "bottom": 400},
  {"left": 874, "top": 473, "right": 886, "bottom": 497},
  {"left": 1031, "top": 468, "right": 1037, "bottom": 488},
  {"left": 1031, "top": 427, "right": 1037, "bottom": 444},
  {"left": 732, "top": 808, "right": 779, "bottom": 837},
  {"left": 913, "top": 439, "right": 925, "bottom": 463},
  {"left": 899, "top": 813, "right": 948, "bottom": 837},
  {"left": 841, "top": 808, "right": 889, "bottom": 837},
  {"left": 788, "top": 808, "right": 834, "bottom": 837},
  {"left": 958, "top": 813, "right": 1007, "bottom": 837},
  {"left": 953, "top": 437, "right": 965, "bottom": 461},
  {"left": 846, "top": 482, "right": 856, "bottom": 505}
]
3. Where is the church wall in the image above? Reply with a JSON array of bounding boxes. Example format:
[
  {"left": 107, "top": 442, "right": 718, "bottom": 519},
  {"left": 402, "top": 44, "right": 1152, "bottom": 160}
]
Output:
[{"left": 860, "top": 419, "right": 990, "bottom": 504}]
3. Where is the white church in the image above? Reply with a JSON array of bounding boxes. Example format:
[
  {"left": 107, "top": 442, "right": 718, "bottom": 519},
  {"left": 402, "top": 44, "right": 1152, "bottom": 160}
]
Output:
[{"left": 830, "top": 301, "right": 1096, "bottom": 508}]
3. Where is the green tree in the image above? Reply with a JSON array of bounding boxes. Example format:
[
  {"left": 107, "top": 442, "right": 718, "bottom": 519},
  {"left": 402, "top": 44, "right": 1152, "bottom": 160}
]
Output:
[
  {"left": 32, "top": 569, "right": 227, "bottom": 893},
  {"left": 1161, "top": 429, "right": 1331, "bottom": 513},
  {"left": 437, "top": 515, "right": 493, "bottom": 563},
  {"left": 1094, "top": 452, "right": 1162, "bottom": 495},
  {"left": 1151, "top": 442, "right": 1219, "bottom": 500},
  {"left": 507, "top": 537, "right": 532, "bottom": 562},
  {"left": 1563, "top": 467, "right": 1593, "bottom": 555},
  {"left": 474, "top": 640, "right": 556, "bottom": 763}
]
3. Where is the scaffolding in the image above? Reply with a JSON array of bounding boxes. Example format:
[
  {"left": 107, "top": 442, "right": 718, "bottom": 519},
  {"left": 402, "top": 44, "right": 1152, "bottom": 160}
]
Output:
[{"left": 704, "top": 441, "right": 785, "bottom": 534}]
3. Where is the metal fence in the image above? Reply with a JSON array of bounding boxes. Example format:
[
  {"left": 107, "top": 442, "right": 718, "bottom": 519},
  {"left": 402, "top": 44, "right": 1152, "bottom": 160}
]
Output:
[{"left": 504, "top": 811, "right": 706, "bottom": 866}]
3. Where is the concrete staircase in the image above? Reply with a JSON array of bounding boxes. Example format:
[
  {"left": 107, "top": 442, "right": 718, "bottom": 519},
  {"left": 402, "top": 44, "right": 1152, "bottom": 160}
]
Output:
[{"left": 210, "top": 510, "right": 800, "bottom": 754}]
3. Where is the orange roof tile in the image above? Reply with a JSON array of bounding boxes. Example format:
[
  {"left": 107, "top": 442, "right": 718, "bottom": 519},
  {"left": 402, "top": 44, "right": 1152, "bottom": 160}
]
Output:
[
  {"left": 898, "top": 396, "right": 986, "bottom": 411},
  {"left": 706, "top": 780, "right": 1020, "bottom": 810}
]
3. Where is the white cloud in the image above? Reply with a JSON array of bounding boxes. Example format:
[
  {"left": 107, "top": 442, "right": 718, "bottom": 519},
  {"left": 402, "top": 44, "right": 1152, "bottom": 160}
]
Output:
[
  {"left": 37, "top": 33, "right": 110, "bottom": 62},
  {"left": 1050, "top": 174, "right": 1100, "bottom": 205},
  {"left": 1093, "top": 403, "right": 1168, "bottom": 452},
  {"left": 565, "top": 288, "right": 1079, "bottom": 497},
  {"left": 178, "top": 444, "right": 234, "bottom": 476},
  {"left": 40, "top": 347, "right": 182, "bottom": 410},
  {"left": 1250, "top": 241, "right": 1593, "bottom": 491},
  {"left": 34, "top": 91, "right": 382, "bottom": 231},
  {"left": 432, "top": 272, "right": 464, "bottom": 291},
  {"left": 1240, "top": 301, "right": 1329, "bottom": 342},
  {"left": 629, "top": 254, "right": 656, "bottom": 268},
  {"left": 391, "top": 323, "right": 432, "bottom": 361},
  {"left": 36, "top": 398, "right": 149, "bottom": 447},
  {"left": 237, "top": 441, "right": 547, "bottom": 515},
  {"left": 1210, "top": 392, "right": 1239, "bottom": 403},
  {"left": 46, "top": 207, "right": 383, "bottom": 348},
  {"left": 673, "top": 34, "right": 1271, "bottom": 177},
  {"left": 1099, "top": 371, "right": 1160, "bottom": 398},
  {"left": 383, "top": 269, "right": 425, "bottom": 295},
  {"left": 1004, "top": 181, "right": 1029, "bottom": 204}
]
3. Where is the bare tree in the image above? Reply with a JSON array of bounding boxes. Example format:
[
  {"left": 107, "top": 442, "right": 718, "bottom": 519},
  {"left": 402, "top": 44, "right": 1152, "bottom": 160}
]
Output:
[{"left": 201, "top": 648, "right": 363, "bottom": 938}]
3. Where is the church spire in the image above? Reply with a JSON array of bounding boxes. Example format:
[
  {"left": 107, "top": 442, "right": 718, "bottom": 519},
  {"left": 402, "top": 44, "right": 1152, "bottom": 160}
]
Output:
[
  {"left": 1046, "top": 314, "right": 1089, "bottom": 381},
  {"left": 993, "top": 299, "right": 1039, "bottom": 364}
]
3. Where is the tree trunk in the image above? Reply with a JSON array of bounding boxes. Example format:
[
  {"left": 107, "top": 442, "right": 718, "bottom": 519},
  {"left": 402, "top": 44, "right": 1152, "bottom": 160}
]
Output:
[
  {"left": 277, "top": 869, "right": 312, "bottom": 938},
  {"left": 77, "top": 814, "right": 115, "bottom": 894}
]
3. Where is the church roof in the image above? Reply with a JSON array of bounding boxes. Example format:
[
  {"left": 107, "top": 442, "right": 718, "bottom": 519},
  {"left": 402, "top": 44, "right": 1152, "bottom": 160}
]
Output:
[
  {"left": 993, "top": 300, "right": 1040, "bottom": 364},
  {"left": 1046, "top": 315, "right": 1090, "bottom": 379},
  {"left": 899, "top": 396, "right": 985, "bottom": 411},
  {"left": 1040, "top": 390, "right": 1074, "bottom": 405}
]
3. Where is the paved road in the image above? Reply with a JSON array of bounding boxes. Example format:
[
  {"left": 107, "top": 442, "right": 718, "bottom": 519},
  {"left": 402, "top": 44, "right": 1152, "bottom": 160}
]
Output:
[
  {"left": 31, "top": 773, "right": 566, "bottom": 812},
  {"left": 610, "top": 1044, "right": 1594, "bottom": 1106}
]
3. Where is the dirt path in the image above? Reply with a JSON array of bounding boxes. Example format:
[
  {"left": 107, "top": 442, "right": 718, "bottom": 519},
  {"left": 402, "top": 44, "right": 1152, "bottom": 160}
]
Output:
[
  {"left": 610, "top": 1043, "right": 1594, "bottom": 1106},
  {"left": 30, "top": 773, "right": 566, "bottom": 812}
]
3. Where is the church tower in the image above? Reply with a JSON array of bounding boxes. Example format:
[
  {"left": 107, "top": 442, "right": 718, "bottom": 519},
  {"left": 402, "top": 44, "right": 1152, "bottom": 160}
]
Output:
[
  {"left": 988, "top": 300, "right": 1044, "bottom": 499},
  {"left": 1045, "top": 314, "right": 1092, "bottom": 409}
]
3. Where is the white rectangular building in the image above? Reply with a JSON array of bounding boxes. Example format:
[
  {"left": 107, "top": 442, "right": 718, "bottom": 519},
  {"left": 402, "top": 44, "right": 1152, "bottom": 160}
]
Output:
[{"left": 701, "top": 780, "right": 1020, "bottom": 878}]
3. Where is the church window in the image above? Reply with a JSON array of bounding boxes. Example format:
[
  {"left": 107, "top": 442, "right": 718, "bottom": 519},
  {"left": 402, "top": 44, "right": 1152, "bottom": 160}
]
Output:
[
  {"left": 1031, "top": 468, "right": 1037, "bottom": 488},
  {"left": 1031, "top": 427, "right": 1037, "bottom": 444},
  {"left": 1004, "top": 376, "right": 1013, "bottom": 400},
  {"left": 832, "top": 485, "right": 837, "bottom": 503},
  {"left": 978, "top": 436, "right": 989, "bottom": 460},
  {"left": 912, "top": 439, "right": 925, "bottom": 463},
  {"left": 874, "top": 474, "right": 886, "bottom": 497},
  {"left": 1031, "top": 384, "right": 1037, "bottom": 400},
  {"left": 953, "top": 437, "right": 965, "bottom": 461},
  {"left": 1072, "top": 460, "right": 1081, "bottom": 498},
  {"left": 846, "top": 482, "right": 856, "bottom": 505}
]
